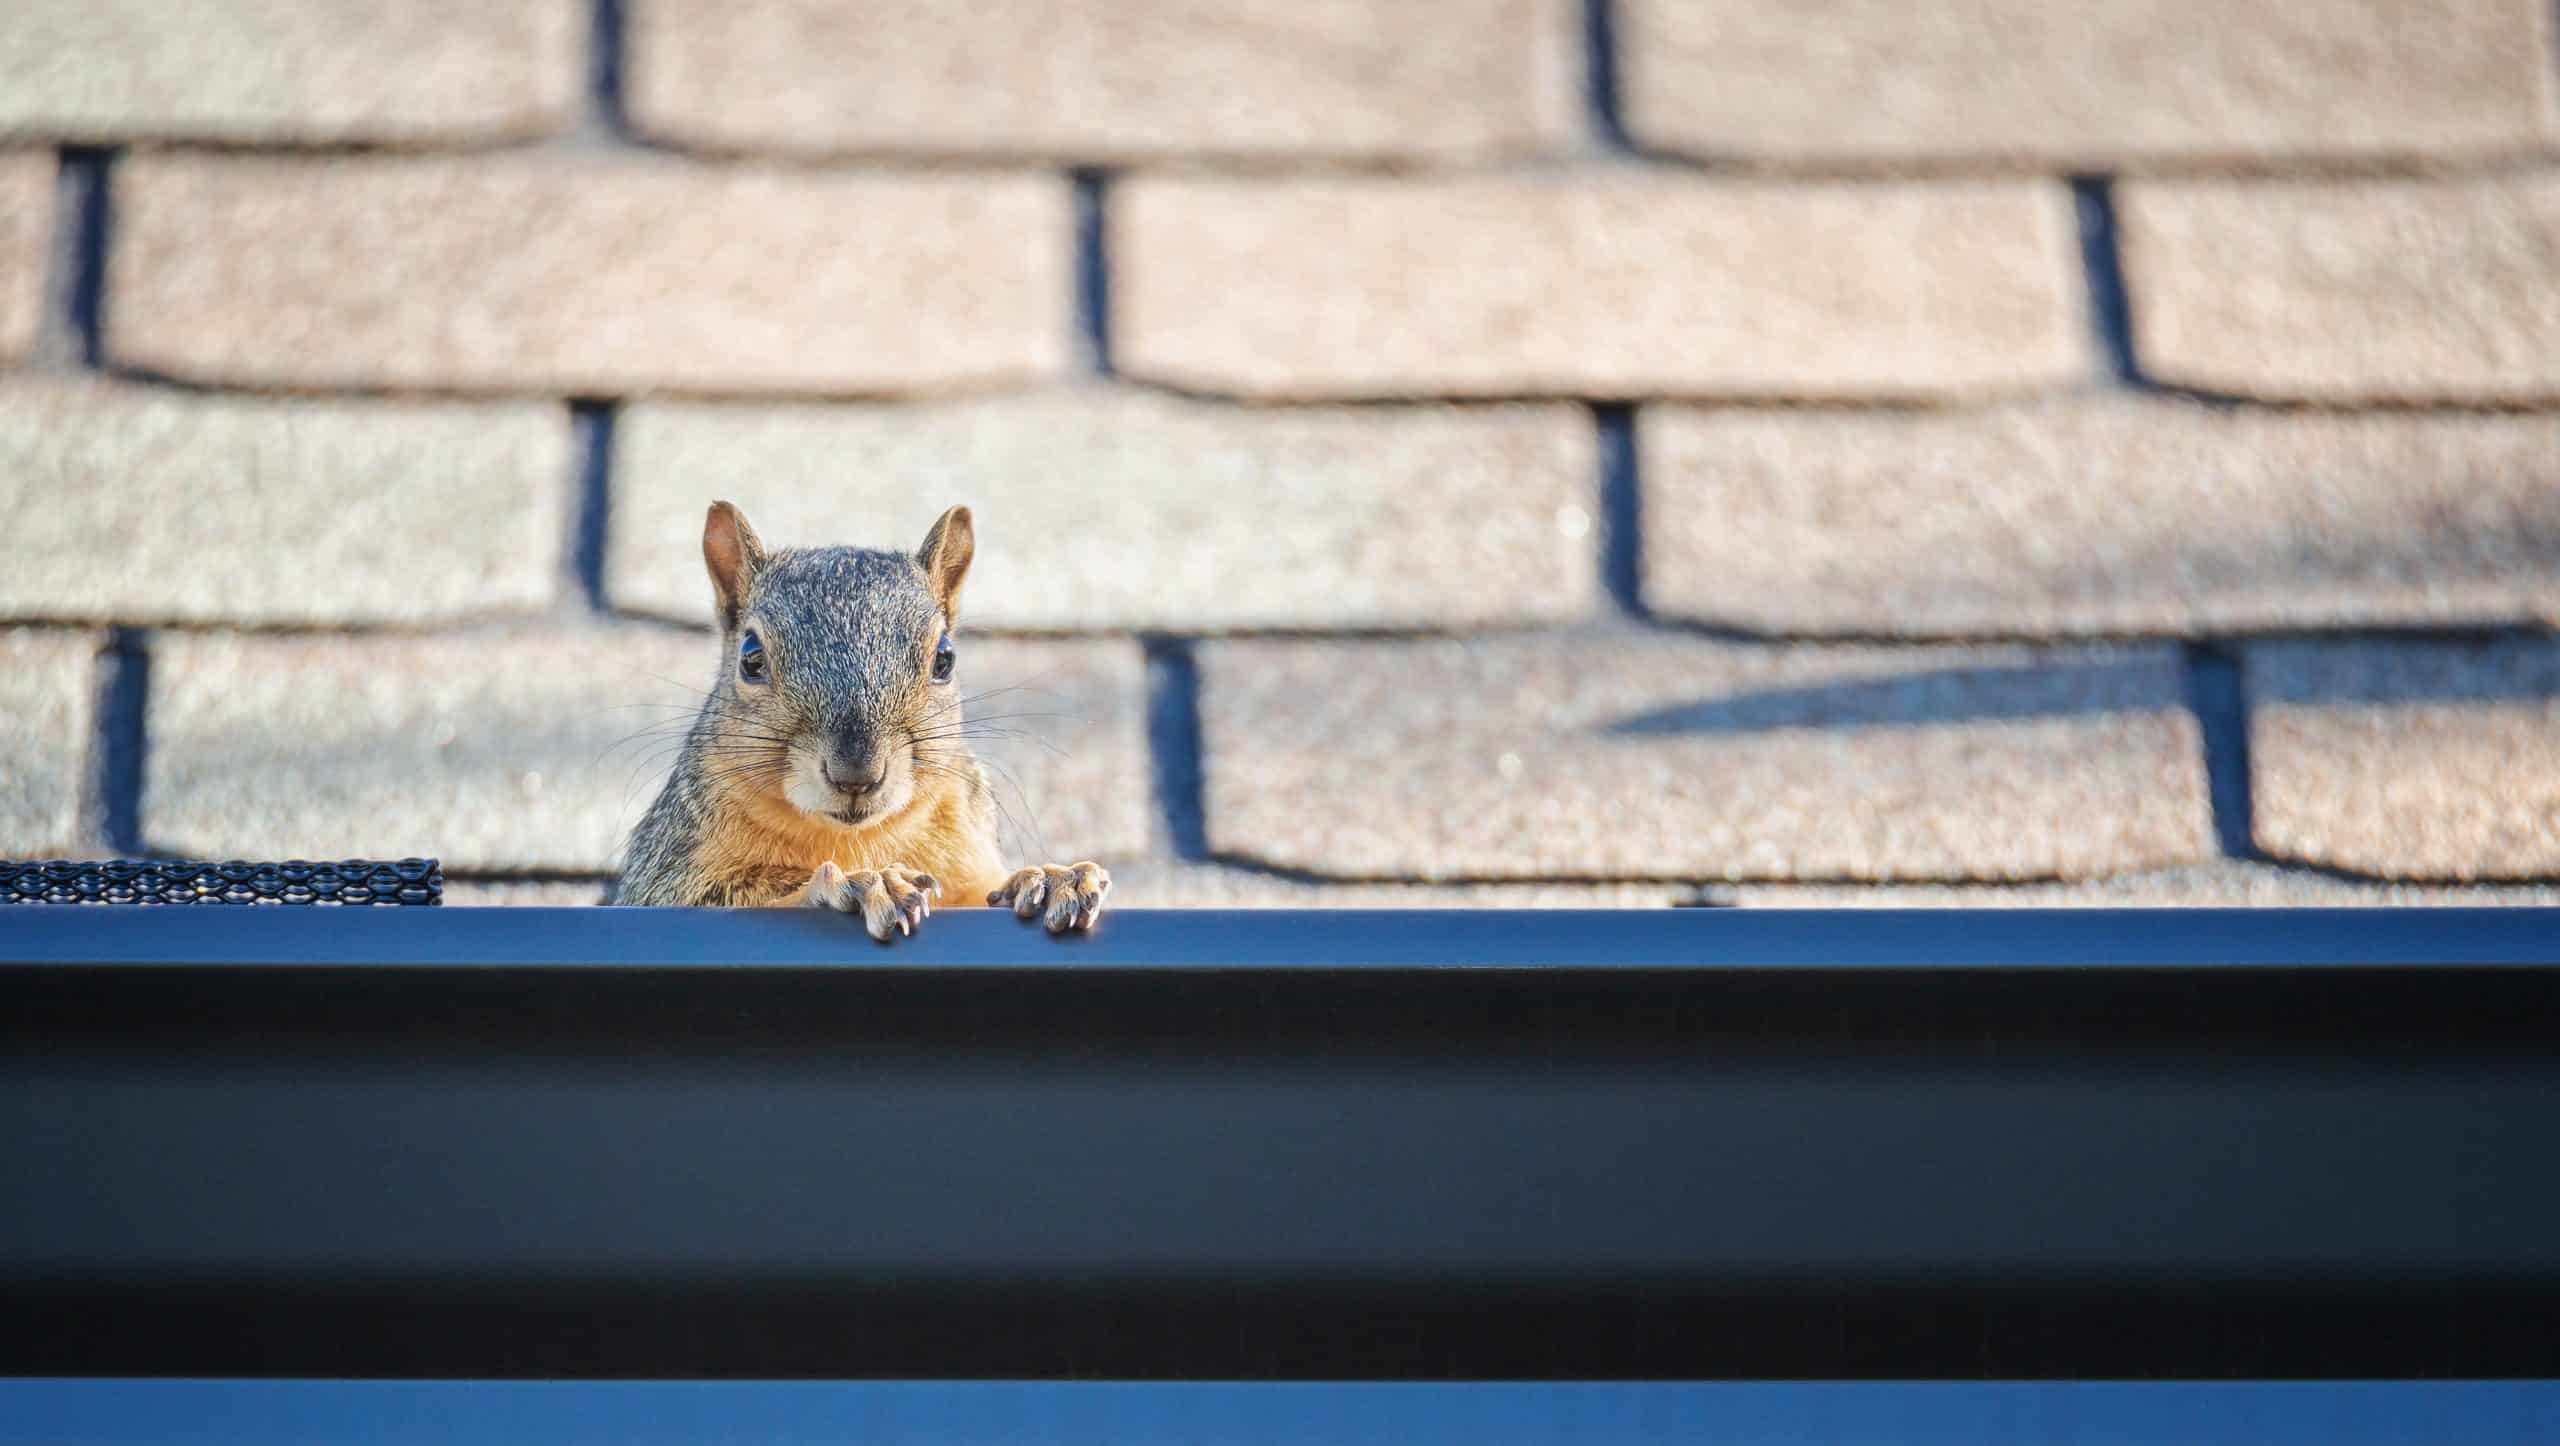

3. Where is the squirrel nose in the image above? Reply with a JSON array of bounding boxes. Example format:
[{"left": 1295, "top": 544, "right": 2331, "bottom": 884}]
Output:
[{"left": 825, "top": 751, "right": 890, "bottom": 797}]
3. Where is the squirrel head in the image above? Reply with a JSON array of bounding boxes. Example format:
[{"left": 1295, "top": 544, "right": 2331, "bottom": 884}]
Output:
[{"left": 698, "top": 499, "right": 976, "bottom": 831}]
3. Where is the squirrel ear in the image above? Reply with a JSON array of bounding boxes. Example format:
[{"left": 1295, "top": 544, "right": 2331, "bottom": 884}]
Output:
[
  {"left": 916, "top": 504, "right": 974, "bottom": 616},
  {"left": 702, "top": 500, "right": 767, "bottom": 631}
]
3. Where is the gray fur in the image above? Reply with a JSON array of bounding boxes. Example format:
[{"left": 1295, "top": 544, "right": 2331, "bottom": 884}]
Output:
[
  {"left": 756, "top": 547, "right": 941, "bottom": 762},
  {"left": 612, "top": 543, "right": 951, "bottom": 907}
]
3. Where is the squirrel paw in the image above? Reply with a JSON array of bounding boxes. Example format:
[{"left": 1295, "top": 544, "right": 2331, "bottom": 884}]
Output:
[
  {"left": 807, "top": 861, "right": 939, "bottom": 942},
  {"left": 989, "top": 861, "right": 1110, "bottom": 934}
]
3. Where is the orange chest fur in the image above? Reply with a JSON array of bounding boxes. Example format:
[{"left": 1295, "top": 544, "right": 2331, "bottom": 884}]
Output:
[{"left": 702, "top": 785, "right": 1002, "bottom": 904}]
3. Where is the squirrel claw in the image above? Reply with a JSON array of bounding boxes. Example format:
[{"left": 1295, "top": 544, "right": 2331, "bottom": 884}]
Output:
[
  {"left": 808, "top": 861, "right": 938, "bottom": 943},
  {"left": 989, "top": 861, "right": 1111, "bottom": 935}
]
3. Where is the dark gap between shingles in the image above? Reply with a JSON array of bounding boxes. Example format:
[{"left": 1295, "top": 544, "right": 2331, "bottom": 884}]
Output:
[
  {"left": 2184, "top": 642, "right": 2260, "bottom": 862},
  {"left": 49, "top": 148, "right": 113, "bottom": 370},
  {"left": 1595, "top": 403, "right": 1646, "bottom": 619},
  {"left": 2070, "top": 176, "right": 2142, "bottom": 386},
  {"left": 589, "top": 0, "right": 634, "bottom": 140},
  {"left": 92, "top": 628, "right": 151, "bottom": 857},
  {"left": 1583, "top": 0, "right": 1634, "bottom": 152},
  {"left": 1141, "top": 637, "right": 1209, "bottom": 861},
  {"left": 569, "top": 402, "right": 617, "bottom": 615},
  {"left": 1073, "top": 169, "right": 1114, "bottom": 377}
]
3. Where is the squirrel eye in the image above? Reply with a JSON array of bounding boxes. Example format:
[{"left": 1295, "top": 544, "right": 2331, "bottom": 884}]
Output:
[
  {"left": 931, "top": 634, "right": 955, "bottom": 684},
  {"left": 738, "top": 630, "right": 767, "bottom": 682}
]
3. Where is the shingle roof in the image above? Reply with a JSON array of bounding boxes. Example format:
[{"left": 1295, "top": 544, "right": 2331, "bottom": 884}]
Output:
[{"left": 0, "top": 0, "right": 2552, "bottom": 908}]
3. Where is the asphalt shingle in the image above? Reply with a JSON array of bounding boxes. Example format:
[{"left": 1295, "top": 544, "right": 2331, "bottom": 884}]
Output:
[
  {"left": 7, "top": 4, "right": 2557, "bottom": 909},
  {"left": 1197, "top": 634, "right": 2211, "bottom": 881},
  {"left": 611, "top": 391, "right": 1600, "bottom": 630},
  {"left": 1642, "top": 400, "right": 2560, "bottom": 637},
  {"left": 1620, "top": 0, "right": 2558, "bottom": 168},
  {"left": 1108, "top": 860, "right": 1681, "bottom": 909},
  {"left": 145, "top": 630, "right": 1149, "bottom": 876},
  {"left": 108, "top": 155, "right": 1072, "bottom": 397},
  {"left": 2121, "top": 177, "right": 2560, "bottom": 403},
  {"left": 0, "top": 382, "right": 569, "bottom": 626},
  {"left": 0, "top": 629, "right": 96, "bottom": 858},
  {"left": 444, "top": 878, "right": 613, "bottom": 907},
  {"left": 937, "top": 638, "right": 1154, "bottom": 868},
  {"left": 2246, "top": 639, "right": 2560, "bottom": 881},
  {"left": 628, "top": 0, "right": 1578, "bottom": 162},
  {"left": 1112, "top": 176, "right": 2088, "bottom": 401},
  {"left": 0, "top": 0, "right": 580, "bottom": 146},
  {"left": 1737, "top": 863, "right": 2560, "bottom": 908},
  {"left": 0, "top": 151, "right": 49, "bottom": 366}
]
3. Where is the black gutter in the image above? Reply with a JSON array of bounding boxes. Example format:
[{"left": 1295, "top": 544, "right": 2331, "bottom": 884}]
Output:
[{"left": 4, "top": 907, "right": 2557, "bottom": 1379}]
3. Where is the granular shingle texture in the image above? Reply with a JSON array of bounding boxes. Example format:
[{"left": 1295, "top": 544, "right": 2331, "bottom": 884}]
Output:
[
  {"left": 2246, "top": 639, "right": 2560, "bottom": 881},
  {"left": 146, "top": 627, "right": 715, "bottom": 872},
  {"left": 146, "top": 631, "right": 1148, "bottom": 874},
  {"left": 1109, "top": 860, "right": 1681, "bottom": 909},
  {"left": 936, "top": 638, "right": 1154, "bottom": 867},
  {"left": 2122, "top": 177, "right": 2560, "bottom": 403},
  {"left": 0, "top": 151, "right": 49, "bottom": 366},
  {"left": 1642, "top": 400, "right": 2560, "bottom": 636},
  {"left": 108, "top": 155, "right": 1072, "bottom": 396},
  {"left": 10, "top": 3, "right": 2560, "bottom": 911},
  {"left": 0, "top": 0, "right": 580, "bottom": 146},
  {"left": 1620, "top": 0, "right": 2558, "bottom": 168},
  {"left": 611, "top": 391, "right": 1599, "bottom": 630},
  {"left": 0, "top": 383, "right": 569, "bottom": 626},
  {"left": 1738, "top": 863, "right": 2560, "bottom": 908},
  {"left": 628, "top": 0, "right": 1578, "bottom": 162},
  {"left": 1113, "top": 176, "right": 2089, "bottom": 400},
  {"left": 0, "top": 629, "right": 97, "bottom": 858},
  {"left": 444, "top": 878, "right": 615, "bottom": 907},
  {"left": 1197, "top": 634, "right": 2211, "bottom": 881}
]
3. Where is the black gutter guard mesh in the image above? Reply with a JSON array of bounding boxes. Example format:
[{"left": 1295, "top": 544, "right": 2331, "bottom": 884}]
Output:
[{"left": 0, "top": 858, "right": 440, "bottom": 906}]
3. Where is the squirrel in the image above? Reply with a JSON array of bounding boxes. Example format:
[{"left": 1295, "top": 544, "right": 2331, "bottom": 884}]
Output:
[{"left": 612, "top": 500, "right": 1109, "bottom": 940}]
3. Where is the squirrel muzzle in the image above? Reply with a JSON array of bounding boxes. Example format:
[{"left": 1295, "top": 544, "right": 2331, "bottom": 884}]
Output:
[{"left": 794, "top": 722, "right": 913, "bottom": 827}]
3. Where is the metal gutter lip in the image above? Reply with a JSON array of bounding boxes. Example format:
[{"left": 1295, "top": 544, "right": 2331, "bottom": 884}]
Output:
[
  {"left": 3, "top": 1379, "right": 2556, "bottom": 1446},
  {"left": 3, "top": 904, "right": 2556, "bottom": 970}
]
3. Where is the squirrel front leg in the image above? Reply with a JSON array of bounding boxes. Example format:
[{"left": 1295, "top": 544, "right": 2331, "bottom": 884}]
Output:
[
  {"left": 989, "top": 862, "right": 1111, "bottom": 934},
  {"left": 800, "top": 860, "right": 939, "bottom": 941},
  {"left": 948, "top": 764, "right": 1109, "bottom": 934},
  {"left": 786, "top": 859, "right": 1106, "bottom": 937}
]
